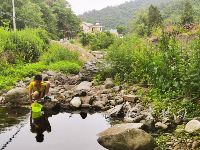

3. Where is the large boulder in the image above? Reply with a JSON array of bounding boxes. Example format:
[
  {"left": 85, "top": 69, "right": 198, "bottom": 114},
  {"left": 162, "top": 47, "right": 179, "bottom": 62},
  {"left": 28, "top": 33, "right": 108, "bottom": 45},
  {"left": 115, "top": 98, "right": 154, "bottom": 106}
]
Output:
[
  {"left": 5, "top": 88, "right": 29, "bottom": 105},
  {"left": 97, "top": 123, "right": 155, "bottom": 150}
]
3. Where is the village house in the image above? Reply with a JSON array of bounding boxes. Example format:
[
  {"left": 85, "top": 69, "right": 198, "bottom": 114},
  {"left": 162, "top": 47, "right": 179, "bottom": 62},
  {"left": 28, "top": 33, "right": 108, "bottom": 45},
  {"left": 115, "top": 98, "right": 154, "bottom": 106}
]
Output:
[{"left": 81, "top": 22, "right": 103, "bottom": 33}]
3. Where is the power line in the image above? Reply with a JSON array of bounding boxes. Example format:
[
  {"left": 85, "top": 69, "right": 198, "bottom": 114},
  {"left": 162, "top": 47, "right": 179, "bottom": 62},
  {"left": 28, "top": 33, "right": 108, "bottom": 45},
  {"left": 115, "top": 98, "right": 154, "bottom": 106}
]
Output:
[{"left": 0, "top": 11, "right": 81, "bottom": 33}]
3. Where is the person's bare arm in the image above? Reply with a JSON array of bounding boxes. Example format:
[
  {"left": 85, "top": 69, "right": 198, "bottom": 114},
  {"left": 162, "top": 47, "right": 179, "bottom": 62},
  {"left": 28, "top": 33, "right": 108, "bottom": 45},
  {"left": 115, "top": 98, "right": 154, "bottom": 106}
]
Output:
[{"left": 29, "top": 88, "right": 33, "bottom": 104}]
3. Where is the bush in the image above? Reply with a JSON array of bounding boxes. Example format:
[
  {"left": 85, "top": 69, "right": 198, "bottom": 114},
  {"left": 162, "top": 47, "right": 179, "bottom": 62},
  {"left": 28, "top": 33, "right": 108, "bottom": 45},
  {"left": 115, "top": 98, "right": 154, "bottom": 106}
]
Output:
[
  {"left": 0, "top": 27, "right": 49, "bottom": 63},
  {"left": 40, "top": 43, "right": 83, "bottom": 66}
]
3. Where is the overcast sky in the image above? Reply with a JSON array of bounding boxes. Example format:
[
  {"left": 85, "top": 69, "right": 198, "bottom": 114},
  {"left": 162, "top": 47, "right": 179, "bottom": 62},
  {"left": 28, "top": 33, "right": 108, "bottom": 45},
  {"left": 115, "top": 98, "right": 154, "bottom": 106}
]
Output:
[{"left": 67, "top": 0, "right": 132, "bottom": 15}]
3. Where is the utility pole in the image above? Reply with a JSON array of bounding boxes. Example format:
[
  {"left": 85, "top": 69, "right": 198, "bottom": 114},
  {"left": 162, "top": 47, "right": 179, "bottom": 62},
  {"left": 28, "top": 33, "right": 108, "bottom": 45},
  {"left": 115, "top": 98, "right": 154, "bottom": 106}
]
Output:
[{"left": 12, "top": 0, "right": 16, "bottom": 31}]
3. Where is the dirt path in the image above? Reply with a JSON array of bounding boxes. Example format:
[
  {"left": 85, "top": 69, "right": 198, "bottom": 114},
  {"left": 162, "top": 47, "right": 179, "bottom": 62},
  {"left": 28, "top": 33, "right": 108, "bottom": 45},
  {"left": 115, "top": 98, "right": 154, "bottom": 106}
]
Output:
[{"left": 51, "top": 40, "right": 98, "bottom": 61}]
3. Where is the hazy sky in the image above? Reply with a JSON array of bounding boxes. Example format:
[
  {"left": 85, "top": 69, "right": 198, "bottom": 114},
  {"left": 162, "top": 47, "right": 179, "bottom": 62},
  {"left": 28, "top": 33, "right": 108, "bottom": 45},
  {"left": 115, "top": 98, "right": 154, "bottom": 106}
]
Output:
[{"left": 67, "top": 0, "right": 132, "bottom": 15}]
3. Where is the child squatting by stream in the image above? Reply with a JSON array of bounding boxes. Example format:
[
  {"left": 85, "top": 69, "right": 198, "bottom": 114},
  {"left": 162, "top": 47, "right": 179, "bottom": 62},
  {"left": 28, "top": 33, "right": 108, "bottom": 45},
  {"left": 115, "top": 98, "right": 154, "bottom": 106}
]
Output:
[{"left": 29, "top": 75, "right": 50, "bottom": 104}]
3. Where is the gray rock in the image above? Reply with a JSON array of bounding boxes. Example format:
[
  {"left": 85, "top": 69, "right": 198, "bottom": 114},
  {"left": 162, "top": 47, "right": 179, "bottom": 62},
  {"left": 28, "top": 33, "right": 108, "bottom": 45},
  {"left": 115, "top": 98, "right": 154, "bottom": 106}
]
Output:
[
  {"left": 42, "top": 74, "right": 49, "bottom": 81},
  {"left": 105, "top": 78, "right": 115, "bottom": 89},
  {"left": 49, "top": 88, "right": 59, "bottom": 95},
  {"left": 92, "top": 101, "right": 105, "bottom": 108},
  {"left": 106, "top": 105, "right": 123, "bottom": 116},
  {"left": 53, "top": 73, "right": 67, "bottom": 82},
  {"left": 79, "top": 61, "right": 100, "bottom": 81},
  {"left": 116, "top": 98, "right": 124, "bottom": 104},
  {"left": 155, "top": 122, "right": 168, "bottom": 130},
  {"left": 185, "top": 120, "right": 200, "bottom": 133},
  {"left": 112, "top": 86, "right": 121, "bottom": 93},
  {"left": 123, "top": 101, "right": 132, "bottom": 113},
  {"left": 0, "top": 96, "right": 5, "bottom": 103},
  {"left": 81, "top": 104, "right": 91, "bottom": 108},
  {"left": 63, "top": 84, "right": 76, "bottom": 91},
  {"left": 46, "top": 70, "right": 56, "bottom": 76},
  {"left": 5, "top": 88, "right": 29, "bottom": 105},
  {"left": 41, "top": 99, "right": 60, "bottom": 110},
  {"left": 76, "top": 81, "right": 91, "bottom": 91},
  {"left": 80, "top": 96, "right": 93, "bottom": 105},
  {"left": 140, "top": 119, "right": 155, "bottom": 130},
  {"left": 123, "top": 95, "right": 139, "bottom": 102},
  {"left": 109, "top": 100, "right": 116, "bottom": 106},
  {"left": 97, "top": 123, "right": 154, "bottom": 150},
  {"left": 70, "top": 97, "right": 81, "bottom": 108}
]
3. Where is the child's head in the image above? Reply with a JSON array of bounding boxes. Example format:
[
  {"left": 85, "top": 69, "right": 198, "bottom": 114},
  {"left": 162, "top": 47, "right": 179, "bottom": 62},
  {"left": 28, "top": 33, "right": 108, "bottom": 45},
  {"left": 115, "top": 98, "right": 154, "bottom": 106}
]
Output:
[{"left": 34, "top": 75, "right": 42, "bottom": 85}]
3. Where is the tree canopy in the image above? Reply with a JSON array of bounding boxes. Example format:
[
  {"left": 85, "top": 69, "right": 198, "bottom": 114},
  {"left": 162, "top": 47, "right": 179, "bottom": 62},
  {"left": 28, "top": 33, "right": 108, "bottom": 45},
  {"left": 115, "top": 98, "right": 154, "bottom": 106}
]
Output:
[{"left": 0, "top": 0, "right": 81, "bottom": 39}]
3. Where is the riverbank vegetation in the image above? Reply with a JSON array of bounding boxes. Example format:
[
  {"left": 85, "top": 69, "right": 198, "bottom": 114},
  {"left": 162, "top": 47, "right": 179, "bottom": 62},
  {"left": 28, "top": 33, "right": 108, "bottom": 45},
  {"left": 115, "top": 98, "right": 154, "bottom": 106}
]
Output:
[{"left": 0, "top": 27, "right": 83, "bottom": 90}]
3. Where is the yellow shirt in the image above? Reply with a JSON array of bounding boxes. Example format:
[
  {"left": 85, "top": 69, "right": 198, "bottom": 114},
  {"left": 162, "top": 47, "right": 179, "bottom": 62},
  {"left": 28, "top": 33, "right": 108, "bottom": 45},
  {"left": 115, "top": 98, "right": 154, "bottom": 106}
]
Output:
[{"left": 29, "top": 81, "right": 46, "bottom": 93}]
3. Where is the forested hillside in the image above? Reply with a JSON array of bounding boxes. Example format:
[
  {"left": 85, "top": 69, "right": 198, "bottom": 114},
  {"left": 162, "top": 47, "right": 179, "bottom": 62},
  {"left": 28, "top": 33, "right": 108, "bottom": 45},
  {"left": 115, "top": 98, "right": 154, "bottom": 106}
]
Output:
[
  {"left": 78, "top": 0, "right": 200, "bottom": 30},
  {"left": 0, "top": 0, "right": 81, "bottom": 39}
]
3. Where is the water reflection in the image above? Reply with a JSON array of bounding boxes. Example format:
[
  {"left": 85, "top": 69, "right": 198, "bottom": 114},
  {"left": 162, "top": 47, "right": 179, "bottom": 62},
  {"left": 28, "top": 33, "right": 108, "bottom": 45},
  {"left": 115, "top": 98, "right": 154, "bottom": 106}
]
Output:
[
  {"left": 30, "top": 111, "right": 51, "bottom": 143},
  {"left": 80, "top": 112, "right": 87, "bottom": 119}
]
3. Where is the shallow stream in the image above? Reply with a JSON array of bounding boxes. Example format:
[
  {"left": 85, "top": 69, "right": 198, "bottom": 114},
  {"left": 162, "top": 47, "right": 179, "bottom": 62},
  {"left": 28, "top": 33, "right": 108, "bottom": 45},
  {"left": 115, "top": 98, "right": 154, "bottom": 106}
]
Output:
[{"left": 0, "top": 107, "right": 120, "bottom": 150}]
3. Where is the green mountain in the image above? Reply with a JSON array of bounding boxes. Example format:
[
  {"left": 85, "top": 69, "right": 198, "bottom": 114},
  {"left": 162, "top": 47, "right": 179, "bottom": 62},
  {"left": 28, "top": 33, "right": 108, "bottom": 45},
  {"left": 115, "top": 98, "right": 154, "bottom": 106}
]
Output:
[{"left": 78, "top": 0, "right": 199, "bottom": 30}]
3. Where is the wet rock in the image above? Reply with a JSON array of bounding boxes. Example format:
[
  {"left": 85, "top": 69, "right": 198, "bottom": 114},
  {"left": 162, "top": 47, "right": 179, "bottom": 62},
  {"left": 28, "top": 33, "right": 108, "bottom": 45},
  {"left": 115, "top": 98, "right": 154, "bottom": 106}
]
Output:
[
  {"left": 105, "top": 78, "right": 115, "bottom": 89},
  {"left": 81, "top": 104, "right": 91, "bottom": 108},
  {"left": 97, "top": 123, "right": 154, "bottom": 150},
  {"left": 70, "top": 97, "right": 81, "bottom": 108},
  {"left": 123, "top": 95, "right": 139, "bottom": 102},
  {"left": 5, "top": 88, "right": 29, "bottom": 105},
  {"left": 41, "top": 99, "right": 60, "bottom": 111},
  {"left": 185, "top": 120, "right": 200, "bottom": 133},
  {"left": 155, "top": 122, "right": 168, "bottom": 130},
  {"left": 123, "top": 101, "right": 132, "bottom": 113},
  {"left": 106, "top": 104, "right": 123, "bottom": 116}
]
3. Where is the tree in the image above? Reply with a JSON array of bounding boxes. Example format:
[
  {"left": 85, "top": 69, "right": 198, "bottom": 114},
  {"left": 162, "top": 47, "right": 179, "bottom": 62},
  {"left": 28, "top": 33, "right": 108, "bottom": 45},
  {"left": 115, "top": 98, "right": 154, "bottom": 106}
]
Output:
[
  {"left": 148, "top": 4, "right": 163, "bottom": 29},
  {"left": 128, "top": 6, "right": 149, "bottom": 37},
  {"left": 85, "top": 19, "right": 91, "bottom": 23},
  {"left": 181, "top": 0, "right": 194, "bottom": 25},
  {"left": 116, "top": 25, "right": 126, "bottom": 34}
]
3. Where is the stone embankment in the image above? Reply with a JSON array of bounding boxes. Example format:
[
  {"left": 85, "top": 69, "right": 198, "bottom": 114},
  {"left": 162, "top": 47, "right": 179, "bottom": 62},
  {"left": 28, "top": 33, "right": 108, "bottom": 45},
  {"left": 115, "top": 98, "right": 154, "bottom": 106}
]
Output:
[{"left": 1, "top": 61, "right": 200, "bottom": 149}]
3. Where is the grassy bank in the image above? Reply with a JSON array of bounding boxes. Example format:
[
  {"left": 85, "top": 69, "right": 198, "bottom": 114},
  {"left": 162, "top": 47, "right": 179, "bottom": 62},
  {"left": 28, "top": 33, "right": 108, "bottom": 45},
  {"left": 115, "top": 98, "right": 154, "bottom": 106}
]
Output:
[{"left": 0, "top": 27, "right": 83, "bottom": 90}]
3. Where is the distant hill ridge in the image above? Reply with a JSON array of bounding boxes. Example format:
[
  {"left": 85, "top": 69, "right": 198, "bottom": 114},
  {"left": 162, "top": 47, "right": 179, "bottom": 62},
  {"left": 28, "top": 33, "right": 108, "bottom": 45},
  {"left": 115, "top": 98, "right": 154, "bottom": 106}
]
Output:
[{"left": 78, "top": 0, "right": 199, "bottom": 30}]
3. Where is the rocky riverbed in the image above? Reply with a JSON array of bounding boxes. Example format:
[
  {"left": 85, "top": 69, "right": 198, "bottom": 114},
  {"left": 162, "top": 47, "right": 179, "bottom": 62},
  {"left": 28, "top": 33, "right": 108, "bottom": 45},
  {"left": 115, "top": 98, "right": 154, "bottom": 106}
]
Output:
[{"left": 1, "top": 61, "right": 200, "bottom": 150}]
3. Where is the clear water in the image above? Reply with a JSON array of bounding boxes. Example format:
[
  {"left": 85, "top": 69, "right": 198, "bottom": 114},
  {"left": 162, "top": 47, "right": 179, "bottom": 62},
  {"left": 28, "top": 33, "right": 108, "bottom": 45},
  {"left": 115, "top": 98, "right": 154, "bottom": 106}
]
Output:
[{"left": 0, "top": 108, "right": 113, "bottom": 150}]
